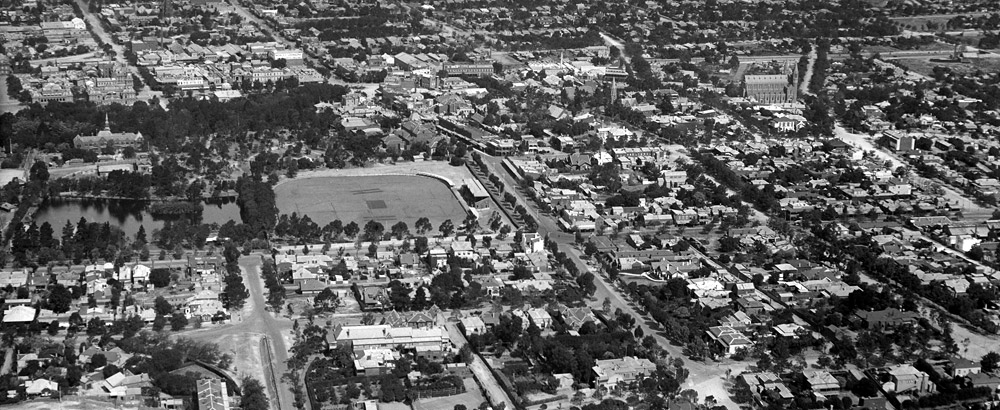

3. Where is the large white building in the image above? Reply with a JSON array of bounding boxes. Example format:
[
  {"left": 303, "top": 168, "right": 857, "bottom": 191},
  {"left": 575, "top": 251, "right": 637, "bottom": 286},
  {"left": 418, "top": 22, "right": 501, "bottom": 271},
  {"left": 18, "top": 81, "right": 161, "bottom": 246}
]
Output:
[
  {"left": 269, "top": 48, "right": 304, "bottom": 62},
  {"left": 328, "top": 324, "right": 451, "bottom": 360},
  {"left": 591, "top": 356, "right": 657, "bottom": 389}
]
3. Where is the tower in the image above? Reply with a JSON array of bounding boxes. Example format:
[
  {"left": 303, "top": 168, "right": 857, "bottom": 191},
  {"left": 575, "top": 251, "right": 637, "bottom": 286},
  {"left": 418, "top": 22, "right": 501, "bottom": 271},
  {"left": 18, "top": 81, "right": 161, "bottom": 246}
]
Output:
[{"left": 104, "top": 112, "right": 111, "bottom": 131}]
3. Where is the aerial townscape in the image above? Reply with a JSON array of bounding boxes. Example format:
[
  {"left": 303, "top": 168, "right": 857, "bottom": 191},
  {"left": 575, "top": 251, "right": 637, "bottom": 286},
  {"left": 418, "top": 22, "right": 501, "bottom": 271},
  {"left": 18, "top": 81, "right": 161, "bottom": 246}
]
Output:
[{"left": 2, "top": 0, "right": 1000, "bottom": 409}]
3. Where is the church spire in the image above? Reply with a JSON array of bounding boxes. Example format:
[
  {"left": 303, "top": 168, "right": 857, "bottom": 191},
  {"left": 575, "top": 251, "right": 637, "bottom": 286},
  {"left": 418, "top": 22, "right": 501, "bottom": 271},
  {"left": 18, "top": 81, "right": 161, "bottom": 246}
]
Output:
[{"left": 104, "top": 112, "right": 111, "bottom": 131}]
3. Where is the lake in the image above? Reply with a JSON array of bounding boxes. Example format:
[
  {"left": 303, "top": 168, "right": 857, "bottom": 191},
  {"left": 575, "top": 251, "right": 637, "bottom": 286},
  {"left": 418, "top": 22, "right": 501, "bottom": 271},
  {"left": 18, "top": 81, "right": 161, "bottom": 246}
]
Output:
[{"left": 33, "top": 198, "right": 241, "bottom": 238}]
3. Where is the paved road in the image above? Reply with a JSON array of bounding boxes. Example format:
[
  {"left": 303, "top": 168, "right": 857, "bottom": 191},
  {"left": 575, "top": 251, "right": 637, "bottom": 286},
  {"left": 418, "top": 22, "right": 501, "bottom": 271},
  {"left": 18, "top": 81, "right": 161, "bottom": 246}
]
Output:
[
  {"left": 72, "top": 0, "right": 155, "bottom": 97},
  {"left": 183, "top": 255, "right": 295, "bottom": 410},
  {"left": 799, "top": 46, "right": 816, "bottom": 96},
  {"left": 71, "top": 0, "right": 125, "bottom": 64},
  {"left": 227, "top": 0, "right": 324, "bottom": 69},
  {"left": 446, "top": 323, "right": 516, "bottom": 410}
]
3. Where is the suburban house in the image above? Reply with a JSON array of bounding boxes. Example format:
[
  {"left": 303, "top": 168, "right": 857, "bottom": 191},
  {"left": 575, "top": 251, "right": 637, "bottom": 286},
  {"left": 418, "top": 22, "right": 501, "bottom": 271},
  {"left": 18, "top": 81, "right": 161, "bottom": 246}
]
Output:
[
  {"left": 354, "top": 285, "right": 390, "bottom": 310},
  {"left": 707, "top": 326, "right": 754, "bottom": 356},
  {"left": 885, "top": 364, "right": 936, "bottom": 394},
  {"left": 460, "top": 316, "right": 486, "bottom": 335},
  {"left": 855, "top": 308, "right": 920, "bottom": 329}
]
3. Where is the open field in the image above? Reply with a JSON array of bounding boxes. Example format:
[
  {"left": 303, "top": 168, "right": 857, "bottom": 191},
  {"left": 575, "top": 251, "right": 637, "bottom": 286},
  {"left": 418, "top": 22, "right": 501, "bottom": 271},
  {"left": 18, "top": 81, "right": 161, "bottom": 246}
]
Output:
[
  {"left": 275, "top": 175, "right": 468, "bottom": 228},
  {"left": 0, "top": 170, "right": 23, "bottom": 186},
  {"left": 894, "top": 56, "right": 1000, "bottom": 77}
]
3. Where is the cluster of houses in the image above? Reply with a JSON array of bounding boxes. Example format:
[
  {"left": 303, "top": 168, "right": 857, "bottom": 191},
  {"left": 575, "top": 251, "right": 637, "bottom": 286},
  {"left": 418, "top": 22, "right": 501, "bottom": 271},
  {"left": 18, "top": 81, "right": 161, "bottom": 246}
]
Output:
[{"left": 1, "top": 255, "right": 230, "bottom": 330}]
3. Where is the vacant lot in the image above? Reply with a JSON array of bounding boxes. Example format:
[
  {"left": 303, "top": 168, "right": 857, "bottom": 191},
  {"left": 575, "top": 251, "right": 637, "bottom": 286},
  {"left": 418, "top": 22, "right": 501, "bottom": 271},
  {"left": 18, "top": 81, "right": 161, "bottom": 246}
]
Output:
[{"left": 275, "top": 175, "right": 468, "bottom": 228}]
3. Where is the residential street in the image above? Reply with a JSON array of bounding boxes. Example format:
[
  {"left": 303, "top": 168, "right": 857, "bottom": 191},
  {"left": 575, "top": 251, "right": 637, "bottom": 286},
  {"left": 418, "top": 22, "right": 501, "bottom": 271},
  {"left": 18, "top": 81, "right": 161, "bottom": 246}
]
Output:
[
  {"left": 184, "top": 255, "right": 295, "bottom": 410},
  {"left": 477, "top": 154, "right": 725, "bottom": 387},
  {"left": 446, "top": 323, "right": 516, "bottom": 410}
]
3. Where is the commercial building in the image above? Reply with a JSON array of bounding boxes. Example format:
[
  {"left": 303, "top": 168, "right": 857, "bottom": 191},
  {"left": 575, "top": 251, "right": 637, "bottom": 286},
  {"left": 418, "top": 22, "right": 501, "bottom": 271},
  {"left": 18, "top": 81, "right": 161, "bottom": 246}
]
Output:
[
  {"left": 591, "top": 356, "right": 657, "bottom": 389},
  {"left": 443, "top": 62, "right": 494, "bottom": 76},
  {"left": 327, "top": 324, "right": 451, "bottom": 360}
]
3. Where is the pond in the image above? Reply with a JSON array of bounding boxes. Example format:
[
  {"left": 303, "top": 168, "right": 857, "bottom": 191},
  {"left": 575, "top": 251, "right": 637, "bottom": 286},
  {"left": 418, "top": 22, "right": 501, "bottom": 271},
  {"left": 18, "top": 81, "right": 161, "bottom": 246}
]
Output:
[{"left": 33, "top": 197, "right": 241, "bottom": 239}]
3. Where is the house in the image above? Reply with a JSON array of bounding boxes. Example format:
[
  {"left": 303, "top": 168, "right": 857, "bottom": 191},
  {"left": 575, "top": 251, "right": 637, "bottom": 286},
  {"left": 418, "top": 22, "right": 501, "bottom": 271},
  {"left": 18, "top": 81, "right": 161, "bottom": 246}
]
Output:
[
  {"left": 25, "top": 379, "right": 59, "bottom": 396},
  {"left": 185, "top": 290, "right": 225, "bottom": 319},
  {"left": 398, "top": 253, "right": 420, "bottom": 269},
  {"left": 527, "top": 308, "right": 552, "bottom": 329},
  {"left": 855, "top": 308, "right": 920, "bottom": 329},
  {"left": 460, "top": 316, "right": 486, "bottom": 335},
  {"left": 707, "top": 326, "right": 754, "bottom": 356},
  {"left": 967, "top": 372, "right": 1000, "bottom": 390},
  {"left": 479, "top": 276, "right": 505, "bottom": 298},
  {"left": 451, "top": 241, "right": 476, "bottom": 261},
  {"left": 735, "top": 297, "right": 766, "bottom": 316},
  {"left": 738, "top": 372, "right": 794, "bottom": 401},
  {"left": 802, "top": 370, "right": 841, "bottom": 393},
  {"left": 354, "top": 348, "right": 400, "bottom": 377},
  {"left": 885, "top": 364, "right": 936, "bottom": 394},
  {"left": 383, "top": 308, "right": 440, "bottom": 328},
  {"left": 298, "top": 279, "right": 327, "bottom": 296},
  {"left": 949, "top": 357, "right": 981, "bottom": 377},
  {"left": 428, "top": 246, "right": 449, "bottom": 268},
  {"left": 2, "top": 305, "right": 36, "bottom": 323},
  {"left": 772, "top": 323, "right": 807, "bottom": 339},
  {"left": 591, "top": 356, "right": 657, "bottom": 389},
  {"left": 354, "top": 285, "right": 390, "bottom": 310},
  {"left": 559, "top": 306, "right": 596, "bottom": 330}
]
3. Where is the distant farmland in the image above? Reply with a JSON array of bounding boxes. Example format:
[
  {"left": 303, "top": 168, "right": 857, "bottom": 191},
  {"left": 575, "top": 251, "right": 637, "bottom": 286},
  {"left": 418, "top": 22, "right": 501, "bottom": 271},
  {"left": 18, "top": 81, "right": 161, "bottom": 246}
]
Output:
[{"left": 274, "top": 175, "right": 468, "bottom": 228}]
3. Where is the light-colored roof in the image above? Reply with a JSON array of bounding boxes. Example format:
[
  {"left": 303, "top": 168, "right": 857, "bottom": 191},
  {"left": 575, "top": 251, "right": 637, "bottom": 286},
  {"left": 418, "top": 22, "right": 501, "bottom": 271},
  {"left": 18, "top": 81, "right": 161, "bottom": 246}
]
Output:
[{"left": 3, "top": 305, "right": 36, "bottom": 323}]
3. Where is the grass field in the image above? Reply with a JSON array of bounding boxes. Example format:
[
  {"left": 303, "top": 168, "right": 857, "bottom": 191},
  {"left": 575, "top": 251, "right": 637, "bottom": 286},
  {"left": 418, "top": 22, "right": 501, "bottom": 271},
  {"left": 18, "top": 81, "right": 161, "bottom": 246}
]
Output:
[
  {"left": 274, "top": 175, "right": 468, "bottom": 228},
  {"left": 895, "top": 57, "right": 1000, "bottom": 77}
]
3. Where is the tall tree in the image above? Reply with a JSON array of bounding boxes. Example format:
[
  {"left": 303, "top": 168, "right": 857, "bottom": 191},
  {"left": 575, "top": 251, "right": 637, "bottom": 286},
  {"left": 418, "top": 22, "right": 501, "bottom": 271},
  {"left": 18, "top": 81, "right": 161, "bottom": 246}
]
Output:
[
  {"left": 240, "top": 377, "right": 270, "bottom": 410},
  {"left": 47, "top": 284, "right": 73, "bottom": 313}
]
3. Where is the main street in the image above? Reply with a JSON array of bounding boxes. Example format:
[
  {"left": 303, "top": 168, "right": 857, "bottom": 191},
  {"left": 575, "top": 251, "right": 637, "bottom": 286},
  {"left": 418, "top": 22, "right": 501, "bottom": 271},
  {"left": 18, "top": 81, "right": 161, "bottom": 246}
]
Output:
[
  {"left": 183, "top": 255, "right": 295, "bottom": 410},
  {"left": 72, "top": 0, "right": 155, "bottom": 99},
  {"left": 226, "top": 0, "right": 323, "bottom": 69}
]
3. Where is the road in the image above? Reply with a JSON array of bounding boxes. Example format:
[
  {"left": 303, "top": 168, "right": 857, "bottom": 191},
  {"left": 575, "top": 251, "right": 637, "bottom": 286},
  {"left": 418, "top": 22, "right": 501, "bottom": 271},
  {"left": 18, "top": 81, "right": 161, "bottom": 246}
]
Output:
[
  {"left": 0, "top": 75, "right": 24, "bottom": 114},
  {"left": 71, "top": 0, "right": 125, "bottom": 65},
  {"left": 227, "top": 0, "right": 324, "bottom": 69},
  {"left": 184, "top": 255, "right": 295, "bottom": 410},
  {"left": 600, "top": 32, "right": 625, "bottom": 52},
  {"left": 445, "top": 323, "right": 516, "bottom": 410},
  {"left": 799, "top": 46, "right": 816, "bottom": 96},
  {"left": 833, "top": 124, "right": 983, "bottom": 211},
  {"left": 72, "top": 0, "right": 155, "bottom": 98},
  {"left": 477, "top": 155, "right": 720, "bottom": 382}
]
